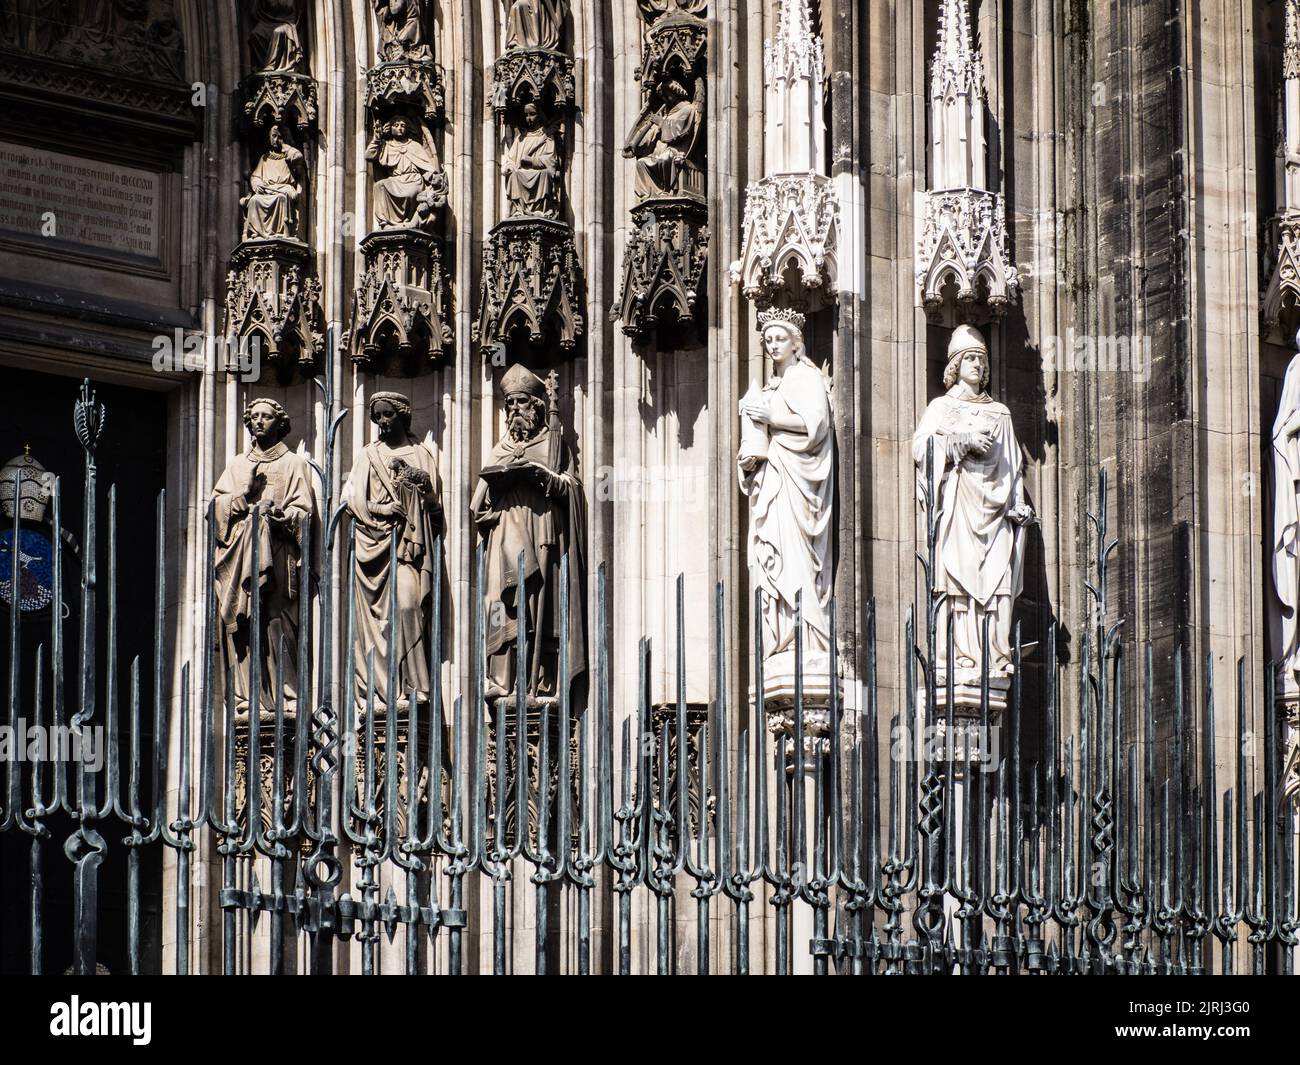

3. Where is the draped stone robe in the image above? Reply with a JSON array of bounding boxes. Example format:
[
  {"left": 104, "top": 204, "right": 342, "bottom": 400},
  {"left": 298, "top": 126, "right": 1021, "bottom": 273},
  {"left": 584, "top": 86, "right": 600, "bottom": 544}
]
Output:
[
  {"left": 502, "top": 126, "right": 559, "bottom": 217},
  {"left": 1272, "top": 352, "right": 1300, "bottom": 689},
  {"left": 212, "top": 442, "right": 315, "bottom": 714},
  {"left": 243, "top": 146, "right": 302, "bottom": 239},
  {"left": 912, "top": 391, "right": 1027, "bottom": 679},
  {"left": 343, "top": 437, "right": 442, "bottom": 709},
  {"left": 471, "top": 429, "right": 585, "bottom": 699},
  {"left": 370, "top": 135, "right": 441, "bottom": 228},
  {"left": 737, "top": 357, "right": 834, "bottom": 658}
]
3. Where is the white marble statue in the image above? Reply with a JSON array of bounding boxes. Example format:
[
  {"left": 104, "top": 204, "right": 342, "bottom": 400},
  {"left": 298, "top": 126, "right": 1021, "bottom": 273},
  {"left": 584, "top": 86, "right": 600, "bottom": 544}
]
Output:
[
  {"left": 912, "top": 325, "right": 1033, "bottom": 704},
  {"left": 737, "top": 307, "right": 834, "bottom": 660},
  {"left": 1272, "top": 348, "right": 1300, "bottom": 693}
]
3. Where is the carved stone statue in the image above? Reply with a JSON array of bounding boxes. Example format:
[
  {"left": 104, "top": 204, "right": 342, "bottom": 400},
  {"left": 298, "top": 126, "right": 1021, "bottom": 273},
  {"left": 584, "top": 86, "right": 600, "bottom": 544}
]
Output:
[
  {"left": 241, "top": 124, "right": 305, "bottom": 240},
  {"left": 625, "top": 73, "right": 703, "bottom": 199},
  {"left": 1272, "top": 349, "right": 1300, "bottom": 695},
  {"left": 373, "top": 0, "right": 429, "bottom": 61},
  {"left": 503, "top": 0, "right": 564, "bottom": 51},
  {"left": 343, "top": 393, "right": 443, "bottom": 710},
  {"left": 912, "top": 325, "right": 1033, "bottom": 708},
  {"left": 737, "top": 308, "right": 834, "bottom": 661},
  {"left": 367, "top": 114, "right": 446, "bottom": 229},
  {"left": 213, "top": 399, "right": 315, "bottom": 716},
  {"left": 248, "top": 0, "right": 303, "bottom": 73},
  {"left": 472, "top": 365, "right": 586, "bottom": 701},
  {"left": 502, "top": 101, "right": 560, "bottom": 218}
]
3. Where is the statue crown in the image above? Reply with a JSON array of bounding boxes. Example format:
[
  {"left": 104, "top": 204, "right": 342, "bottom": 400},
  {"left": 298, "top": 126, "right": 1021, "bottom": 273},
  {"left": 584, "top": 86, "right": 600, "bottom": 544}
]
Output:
[{"left": 757, "top": 307, "right": 806, "bottom": 332}]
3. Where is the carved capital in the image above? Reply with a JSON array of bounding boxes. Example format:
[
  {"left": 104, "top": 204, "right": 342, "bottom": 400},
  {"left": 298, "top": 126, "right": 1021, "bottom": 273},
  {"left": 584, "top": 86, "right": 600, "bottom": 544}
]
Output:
[
  {"left": 474, "top": 217, "right": 584, "bottom": 354},
  {"left": 348, "top": 229, "right": 453, "bottom": 369}
]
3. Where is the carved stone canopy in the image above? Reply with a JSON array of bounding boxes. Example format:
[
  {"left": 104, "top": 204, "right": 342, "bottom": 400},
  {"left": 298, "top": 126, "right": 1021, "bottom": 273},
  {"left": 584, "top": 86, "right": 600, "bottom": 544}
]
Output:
[
  {"left": 916, "top": 188, "right": 1018, "bottom": 324},
  {"left": 348, "top": 228, "right": 453, "bottom": 369},
  {"left": 224, "top": 237, "right": 325, "bottom": 374},
  {"left": 365, "top": 58, "right": 445, "bottom": 122},
  {"left": 732, "top": 172, "right": 839, "bottom": 306},
  {"left": 617, "top": 197, "right": 709, "bottom": 341},
  {"left": 492, "top": 48, "right": 575, "bottom": 121},
  {"left": 475, "top": 216, "right": 584, "bottom": 355},
  {"left": 240, "top": 71, "right": 318, "bottom": 134}
]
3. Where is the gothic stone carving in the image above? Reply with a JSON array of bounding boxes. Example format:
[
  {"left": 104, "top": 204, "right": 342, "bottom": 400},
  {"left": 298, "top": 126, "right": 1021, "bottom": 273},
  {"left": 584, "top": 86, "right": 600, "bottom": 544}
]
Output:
[
  {"left": 912, "top": 325, "right": 1034, "bottom": 715},
  {"left": 349, "top": 228, "right": 453, "bottom": 368},
  {"left": 617, "top": 2, "right": 708, "bottom": 341},
  {"left": 224, "top": 238, "right": 324, "bottom": 371},
  {"left": 732, "top": 173, "right": 839, "bottom": 304},
  {"left": 478, "top": 6, "right": 583, "bottom": 356},
  {"left": 474, "top": 218, "right": 583, "bottom": 352},
  {"left": 343, "top": 392, "right": 444, "bottom": 712},
  {"left": 915, "top": 0, "right": 1018, "bottom": 323},
  {"left": 473, "top": 366, "right": 586, "bottom": 704},
  {"left": 241, "top": 0, "right": 317, "bottom": 132},
  {"left": 227, "top": 6, "right": 323, "bottom": 372},
  {"left": 737, "top": 308, "right": 835, "bottom": 712},
  {"left": 915, "top": 187, "right": 1018, "bottom": 323},
  {"left": 212, "top": 400, "right": 315, "bottom": 718}
]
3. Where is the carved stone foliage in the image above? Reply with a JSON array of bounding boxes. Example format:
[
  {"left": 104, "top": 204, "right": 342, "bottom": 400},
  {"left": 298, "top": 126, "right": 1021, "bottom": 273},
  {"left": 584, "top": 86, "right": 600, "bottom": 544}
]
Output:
[
  {"left": 349, "top": 229, "right": 453, "bottom": 368},
  {"left": 732, "top": 173, "right": 839, "bottom": 304},
  {"left": 915, "top": 188, "right": 1018, "bottom": 323},
  {"left": 225, "top": 239, "right": 324, "bottom": 371},
  {"left": 476, "top": 2, "right": 583, "bottom": 356},
  {"left": 617, "top": 2, "right": 708, "bottom": 341},
  {"left": 348, "top": 0, "right": 452, "bottom": 370}
]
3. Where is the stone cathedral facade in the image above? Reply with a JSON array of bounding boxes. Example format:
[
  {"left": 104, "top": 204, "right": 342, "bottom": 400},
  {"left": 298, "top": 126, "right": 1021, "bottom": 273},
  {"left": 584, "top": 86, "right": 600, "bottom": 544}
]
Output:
[{"left": 1, "top": 0, "right": 1299, "bottom": 976}]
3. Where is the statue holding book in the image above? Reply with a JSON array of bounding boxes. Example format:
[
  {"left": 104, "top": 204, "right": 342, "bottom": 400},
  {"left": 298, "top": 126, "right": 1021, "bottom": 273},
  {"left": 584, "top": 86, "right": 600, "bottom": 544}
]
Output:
[{"left": 472, "top": 364, "right": 586, "bottom": 703}]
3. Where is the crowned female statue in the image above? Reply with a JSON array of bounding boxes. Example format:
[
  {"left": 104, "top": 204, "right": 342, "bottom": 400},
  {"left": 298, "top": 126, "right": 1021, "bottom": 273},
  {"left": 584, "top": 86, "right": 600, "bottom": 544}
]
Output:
[
  {"left": 343, "top": 392, "right": 443, "bottom": 710},
  {"left": 912, "top": 325, "right": 1033, "bottom": 711},
  {"left": 737, "top": 308, "right": 835, "bottom": 673}
]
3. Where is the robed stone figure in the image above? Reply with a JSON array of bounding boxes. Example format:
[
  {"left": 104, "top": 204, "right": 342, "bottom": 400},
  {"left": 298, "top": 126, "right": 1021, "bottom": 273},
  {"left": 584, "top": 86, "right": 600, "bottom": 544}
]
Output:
[
  {"left": 737, "top": 309, "right": 834, "bottom": 660},
  {"left": 912, "top": 325, "right": 1033, "bottom": 702},
  {"left": 367, "top": 115, "right": 446, "bottom": 229},
  {"left": 1271, "top": 344, "right": 1300, "bottom": 803},
  {"left": 343, "top": 392, "right": 443, "bottom": 709},
  {"left": 625, "top": 74, "right": 703, "bottom": 200},
  {"left": 502, "top": 101, "right": 560, "bottom": 218},
  {"left": 503, "top": 0, "right": 563, "bottom": 51},
  {"left": 213, "top": 398, "right": 315, "bottom": 715},
  {"left": 241, "top": 124, "right": 304, "bottom": 239},
  {"left": 472, "top": 365, "right": 586, "bottom": 701}
]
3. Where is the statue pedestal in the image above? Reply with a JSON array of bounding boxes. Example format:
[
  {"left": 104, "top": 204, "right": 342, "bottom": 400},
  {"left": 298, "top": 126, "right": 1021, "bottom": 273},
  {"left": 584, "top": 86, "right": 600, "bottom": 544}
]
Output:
[
  {"left": 618, "top": 195, "right": 709, "bottom": 341},
  {"left": 755, "top": 650, "right": 840, "bottom": 772},
  {"left": 922, "top": 666, "right": 1012, "bottom": 718}
]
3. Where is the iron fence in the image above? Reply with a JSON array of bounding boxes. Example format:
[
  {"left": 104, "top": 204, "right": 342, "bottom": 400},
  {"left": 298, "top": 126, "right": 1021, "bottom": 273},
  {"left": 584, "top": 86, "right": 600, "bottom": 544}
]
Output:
[{"left": 1, "top": 367, "right": 1297, "bottom": 975}]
